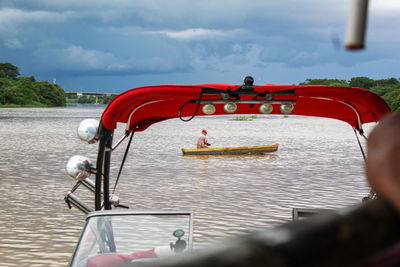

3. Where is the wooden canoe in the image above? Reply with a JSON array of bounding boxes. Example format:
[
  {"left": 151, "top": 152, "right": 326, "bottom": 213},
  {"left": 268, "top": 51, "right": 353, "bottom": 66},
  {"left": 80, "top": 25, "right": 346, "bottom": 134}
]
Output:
[{"left": 181, "top": 144, "right": 279, "bottom": 156}]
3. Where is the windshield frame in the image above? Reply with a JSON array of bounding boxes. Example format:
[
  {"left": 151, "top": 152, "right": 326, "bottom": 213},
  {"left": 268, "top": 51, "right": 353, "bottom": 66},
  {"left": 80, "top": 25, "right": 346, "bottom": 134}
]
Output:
[{"left": 69, "top": 210, "right": 193, "bottom": 267}]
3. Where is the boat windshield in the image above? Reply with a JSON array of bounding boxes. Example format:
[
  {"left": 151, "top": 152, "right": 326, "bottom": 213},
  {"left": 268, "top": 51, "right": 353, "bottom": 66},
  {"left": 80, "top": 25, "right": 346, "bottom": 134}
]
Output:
[{"left": 70, "top": 211, "right": 193, "bottom": 267}]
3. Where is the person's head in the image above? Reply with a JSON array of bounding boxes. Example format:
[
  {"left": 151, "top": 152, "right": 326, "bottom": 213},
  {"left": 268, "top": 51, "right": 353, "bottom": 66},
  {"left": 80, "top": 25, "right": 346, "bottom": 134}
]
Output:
[
  {"left": 366, "top": 111, "right": 400, "bottom": 211},
  {"left": 202, "top": 129, "right": 207, "bottom": 135},
  {"left": 243, "top": 76, "right": 254, "bottom": 86}
]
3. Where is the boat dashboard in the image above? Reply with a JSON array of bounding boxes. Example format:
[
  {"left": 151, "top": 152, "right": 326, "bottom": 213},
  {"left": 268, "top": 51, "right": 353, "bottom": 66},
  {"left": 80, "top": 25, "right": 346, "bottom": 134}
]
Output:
[{"left": 69, "top": 210, "right": 193, "bottom": 267}]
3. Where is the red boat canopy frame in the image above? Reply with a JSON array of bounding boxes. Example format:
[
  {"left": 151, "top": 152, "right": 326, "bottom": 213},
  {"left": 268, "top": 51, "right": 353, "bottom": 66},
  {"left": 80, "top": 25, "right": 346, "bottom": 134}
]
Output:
[
  {"left": 95, "top": 82, "right": 391, "bottom": 210},
  {"left": 100, "top": 83, "right": 390, "bottom": 133}
]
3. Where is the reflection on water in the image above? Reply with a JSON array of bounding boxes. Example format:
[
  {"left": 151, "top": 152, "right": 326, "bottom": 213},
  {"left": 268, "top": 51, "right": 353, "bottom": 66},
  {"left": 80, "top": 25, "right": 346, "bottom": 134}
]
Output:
[{"left": 0, "top": 106, "right": 375, "bottom": 266}]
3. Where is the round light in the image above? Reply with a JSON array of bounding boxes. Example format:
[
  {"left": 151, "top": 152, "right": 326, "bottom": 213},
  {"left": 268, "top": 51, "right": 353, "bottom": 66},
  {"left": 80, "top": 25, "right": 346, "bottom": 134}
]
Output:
[
  {"left": 173, "top": 229, "right": 185, "bottom": 238},
  {"left": 223, "top": 102, "right": 237, "bottom": 113},
  {"left": 77, "top": 119, "right": 99, "bottom": 143},
  {"left": 66, "top": 155, "right": 93, "bottom": 180},
  {"left": 259, "top": 103, "right": 273, "bottom": 114},
  {"left": 265, "top": 94, "right": 273, "bottom": 101},
  {"left": 280, "top": 103, "right": 294, "bottom": 114},
  {"left": 202, "top": 104, "right": 216, "bottom": 115},
  {"left": 220, "top": 92, "right": 230, "bottom": 100}
]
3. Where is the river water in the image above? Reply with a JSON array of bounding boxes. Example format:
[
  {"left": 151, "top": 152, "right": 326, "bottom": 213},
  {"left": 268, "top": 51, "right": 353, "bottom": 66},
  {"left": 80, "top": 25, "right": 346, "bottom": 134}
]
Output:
[{"left": 0, "top": 105, "right": 375, "bottom": 266}]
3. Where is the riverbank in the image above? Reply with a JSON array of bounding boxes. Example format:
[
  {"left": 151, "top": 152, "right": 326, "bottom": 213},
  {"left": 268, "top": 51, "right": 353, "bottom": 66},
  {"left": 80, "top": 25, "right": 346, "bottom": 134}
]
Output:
[{"left": 0, "top": 103, "right": 50, "bottom": 108}]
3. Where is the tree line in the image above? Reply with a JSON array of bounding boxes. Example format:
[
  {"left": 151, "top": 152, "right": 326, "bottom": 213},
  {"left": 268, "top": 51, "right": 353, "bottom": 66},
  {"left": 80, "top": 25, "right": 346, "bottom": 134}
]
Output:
[
  {"left": 66, "top": 94, "right": 115, "bottom": 105},
  {"left": 0, "top": 62, "right": 66, "bottom": 107},
  {"left": 1, "top": 62, "right": 399, "bottom": 111},
  {"left": 300, "top": 77, "right": 400, "bottom": 111}
]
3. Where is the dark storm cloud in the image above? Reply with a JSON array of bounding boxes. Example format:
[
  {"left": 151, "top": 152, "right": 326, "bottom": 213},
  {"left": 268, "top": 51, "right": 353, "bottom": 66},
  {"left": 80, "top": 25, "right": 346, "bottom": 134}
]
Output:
[{"left": 1, "top": 0, "right": 399, "bottom": 91}]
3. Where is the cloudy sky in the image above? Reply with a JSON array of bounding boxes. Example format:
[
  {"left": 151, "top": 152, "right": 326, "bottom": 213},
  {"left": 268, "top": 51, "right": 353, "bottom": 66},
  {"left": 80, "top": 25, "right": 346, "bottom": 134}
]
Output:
[{"left": 1, "top": 0, "right": 399, "bottom": 93}]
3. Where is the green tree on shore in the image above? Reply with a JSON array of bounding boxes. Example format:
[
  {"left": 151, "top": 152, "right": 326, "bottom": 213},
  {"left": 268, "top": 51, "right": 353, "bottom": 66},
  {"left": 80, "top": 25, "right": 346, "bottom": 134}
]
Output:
[
  {"left": 299, "top": 78, "right": 349, "bottom": 87},
  {"left": 1, "top": 61, "right": 399, "bottom": 111},
  {"left": 0, "top": 62, "right": 66, "bottom": 107},
  {"left": 300, "top": 77, "right": 400, "bottom": 111},
  {"left": 0, "top": 63, "right": 19, "bottom": 80}
]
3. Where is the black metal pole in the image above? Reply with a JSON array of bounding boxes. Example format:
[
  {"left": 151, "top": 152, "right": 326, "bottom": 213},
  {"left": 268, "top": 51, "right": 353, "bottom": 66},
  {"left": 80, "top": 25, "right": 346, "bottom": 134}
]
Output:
[
  {"left": 103, "top": 132, "right": 113, "bottom": 210},
  {"left": 95, "top": 123, "right": 113, "bottom": 210},
  {"left": 95, "top": 139, "right": 105, "bottom": 211}
]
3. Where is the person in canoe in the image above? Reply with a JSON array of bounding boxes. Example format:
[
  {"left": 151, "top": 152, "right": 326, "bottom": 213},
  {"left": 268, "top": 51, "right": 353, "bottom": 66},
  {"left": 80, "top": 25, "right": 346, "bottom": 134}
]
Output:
[{"left": 197, "top": 129, "right": 211, "bottom": 148}]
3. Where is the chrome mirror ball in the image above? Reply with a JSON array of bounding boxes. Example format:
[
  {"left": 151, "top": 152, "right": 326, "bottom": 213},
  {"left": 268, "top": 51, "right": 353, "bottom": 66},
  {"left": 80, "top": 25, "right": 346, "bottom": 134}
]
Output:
[
  {"left": 77, "top": 119, "right": 99, "bottom": 143},
  {"left": 66, "top": 155, "right": 93, "bottom": 180}
]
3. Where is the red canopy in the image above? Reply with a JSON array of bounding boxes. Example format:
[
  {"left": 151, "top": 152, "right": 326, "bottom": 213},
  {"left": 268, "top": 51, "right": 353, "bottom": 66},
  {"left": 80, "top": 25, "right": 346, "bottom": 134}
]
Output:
[{"left": 100, "top": 83, "right": 391, "bottom": 132}]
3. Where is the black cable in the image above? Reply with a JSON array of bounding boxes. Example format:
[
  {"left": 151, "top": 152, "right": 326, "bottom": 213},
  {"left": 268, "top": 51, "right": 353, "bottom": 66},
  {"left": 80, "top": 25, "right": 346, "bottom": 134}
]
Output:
[
  {"left": 178, "top": 92, "right": 203, "bottom": 122},
  {"left": 361, "top": 132, "right": 368, "bottom": 141},
  {"left": 112, "top": 132, "right": 134, "bottom": 194},
  {"left": 354, "top": 128, "right": 377, "bottom": 200},
  {"left": 354, "top": 127, "right": 367, "bottom": 163}
]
